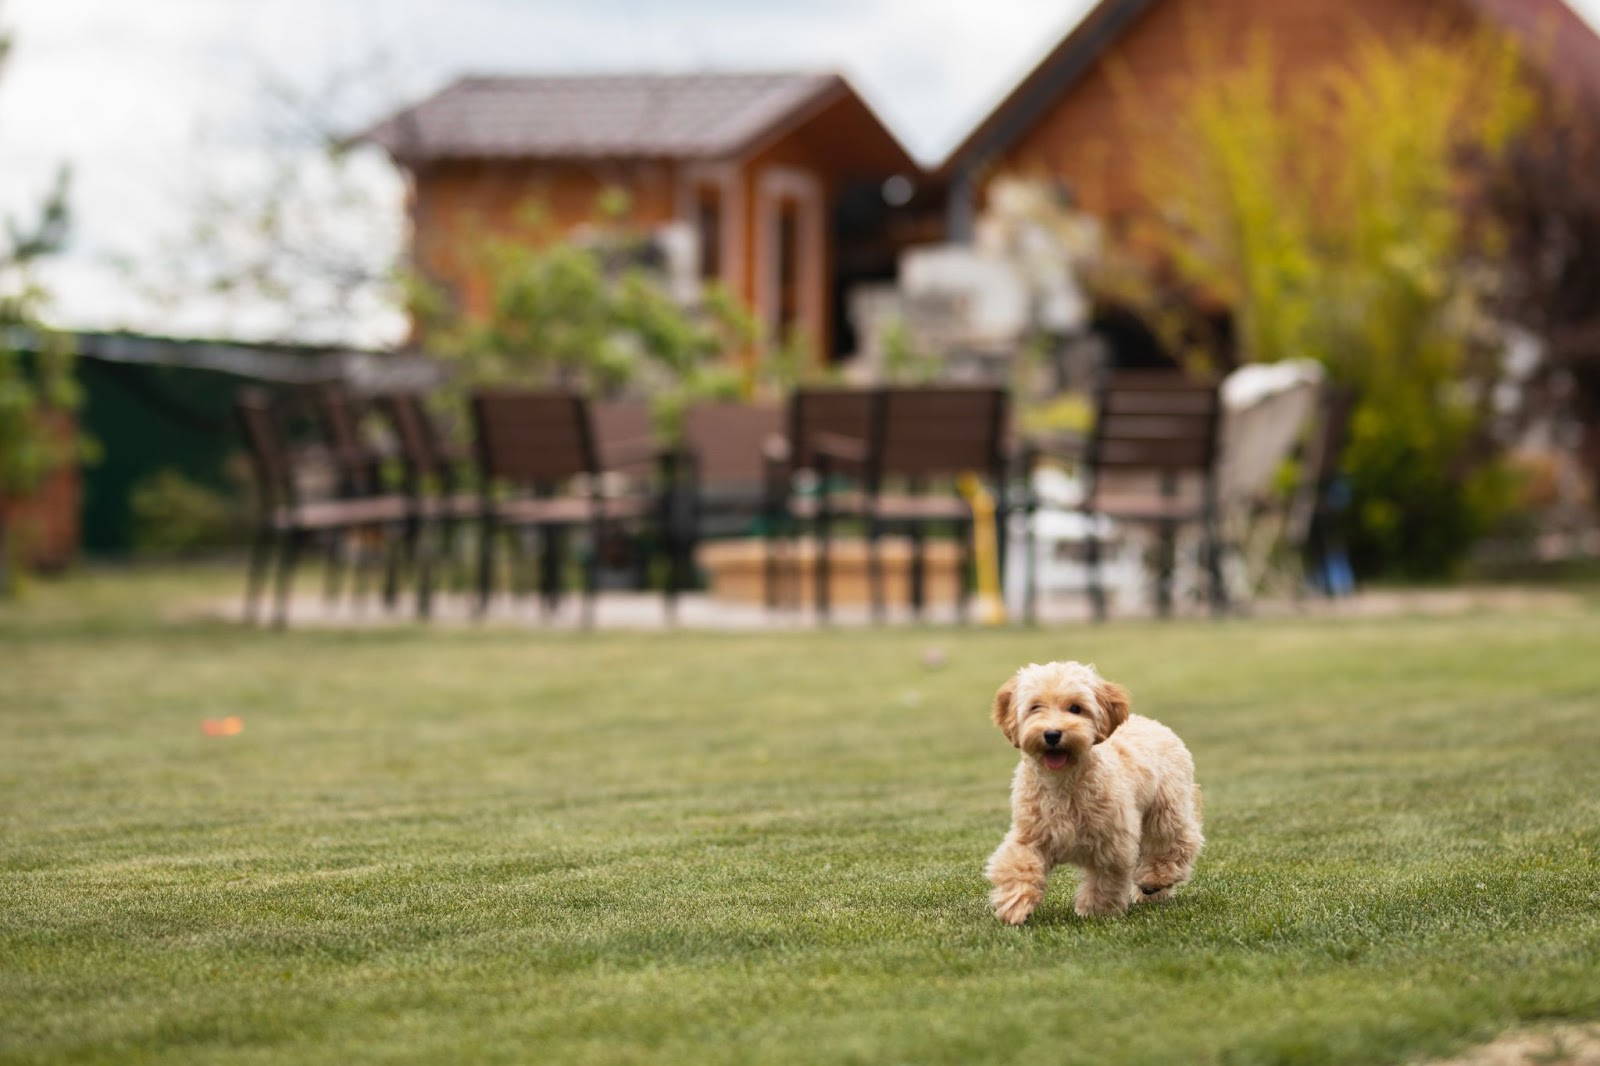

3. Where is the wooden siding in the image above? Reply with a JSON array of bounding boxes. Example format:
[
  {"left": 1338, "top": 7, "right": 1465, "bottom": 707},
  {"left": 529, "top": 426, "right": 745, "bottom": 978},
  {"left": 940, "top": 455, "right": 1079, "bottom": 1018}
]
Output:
[
  {"left": 410, "top": 158, "right": 686, "bottom": 320},
  {"left": 989, "top": 0, "right": 1479, "bottom": 221}
]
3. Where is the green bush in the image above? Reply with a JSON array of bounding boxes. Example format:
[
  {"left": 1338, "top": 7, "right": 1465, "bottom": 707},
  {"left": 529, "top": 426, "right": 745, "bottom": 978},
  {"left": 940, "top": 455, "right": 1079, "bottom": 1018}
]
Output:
[
  {"left": 129, "top": 468, "right": 244, "bottom": 557},
  {"left": 1118, "top": 28, "right": 1534, "bottom": 577},
  {"left": 411, "top": 189, "right": 793, "bottom": 442}
]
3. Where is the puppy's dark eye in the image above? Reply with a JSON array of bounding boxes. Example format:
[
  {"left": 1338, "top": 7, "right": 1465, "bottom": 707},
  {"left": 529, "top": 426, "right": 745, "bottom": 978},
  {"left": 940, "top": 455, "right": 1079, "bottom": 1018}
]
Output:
[{"left": 1069, "top": 704, "right": 1084, "bottom": 715}]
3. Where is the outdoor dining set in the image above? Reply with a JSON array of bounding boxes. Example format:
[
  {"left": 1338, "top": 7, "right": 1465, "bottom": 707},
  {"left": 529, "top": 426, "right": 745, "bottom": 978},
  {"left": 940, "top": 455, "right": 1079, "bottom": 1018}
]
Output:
[{"left": 233, "top": 365, "right": 1351, "bottom": 628}]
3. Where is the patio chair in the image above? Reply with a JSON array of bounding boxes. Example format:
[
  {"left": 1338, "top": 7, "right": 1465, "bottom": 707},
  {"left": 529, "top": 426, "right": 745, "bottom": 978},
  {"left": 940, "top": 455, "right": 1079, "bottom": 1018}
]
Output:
[
  {"left": 590, "top": 399, "right": 655, "bottom": 468},
  {"left": 589, "top": 399, "right": 688, "bottom": 596},
  {"left": 309, "top": 383, "right": 384, "bottom": 497},
  {"left": 306, "top": 383, "right": 401, "bottom": 608},
  {"left": 374, "top": 391, "right": 480, "bottom": 618},
  {"left": 681, "top": 399, "right": 785, "bottom": 531},
  {"left": 766, "top": 387, "right": 875, "bottom": 611},
  {"left": 1081, "top": 370, "right": 1225, "bottom": 620},
  {"left": 814, "top": 385, "right": 1011, "bottom": 623},
  {"left": 234, "top": 388, "right": 409, "bottom": 628},
  {"left": 470, "top": 388, "right": 678, "bottom": 626}
]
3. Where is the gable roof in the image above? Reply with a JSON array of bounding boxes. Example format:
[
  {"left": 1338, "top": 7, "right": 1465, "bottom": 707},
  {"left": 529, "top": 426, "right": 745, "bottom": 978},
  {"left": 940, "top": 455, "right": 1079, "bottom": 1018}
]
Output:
[
  {"left": 940, "top": 0, "right": 1600, "bottom": 178},
  {"left": 939, "top": 0, "right": 1155, "bottom": 179},
  {"left": 360, "top": 71, "right": 855, "bottom": 164}
]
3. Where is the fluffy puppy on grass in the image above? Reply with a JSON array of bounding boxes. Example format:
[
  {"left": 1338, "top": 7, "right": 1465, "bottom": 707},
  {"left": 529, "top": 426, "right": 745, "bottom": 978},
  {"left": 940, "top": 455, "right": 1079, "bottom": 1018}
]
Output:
[{"left": 984, "top": 661, "right": 1202, "bottom": 924}]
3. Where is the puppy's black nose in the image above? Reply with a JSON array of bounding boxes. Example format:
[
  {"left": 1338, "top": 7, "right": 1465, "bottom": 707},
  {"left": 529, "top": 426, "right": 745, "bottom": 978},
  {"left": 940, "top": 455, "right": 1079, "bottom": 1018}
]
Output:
[{"left": 1043, "top": 730, "right": 1063, "bottom": 747}]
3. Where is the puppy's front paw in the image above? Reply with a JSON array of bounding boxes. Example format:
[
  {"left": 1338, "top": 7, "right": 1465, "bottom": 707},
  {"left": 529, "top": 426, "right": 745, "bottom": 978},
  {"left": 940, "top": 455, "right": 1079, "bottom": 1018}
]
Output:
[{"left": 990, "top": 883, "right": 1042, "bottom": 925}]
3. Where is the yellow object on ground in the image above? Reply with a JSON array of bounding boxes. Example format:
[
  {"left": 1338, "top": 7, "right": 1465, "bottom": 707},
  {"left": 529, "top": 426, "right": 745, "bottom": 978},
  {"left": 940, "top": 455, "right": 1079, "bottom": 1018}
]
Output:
[{"left": 958, "top": 473, "right": 1006, "bottom": 625}]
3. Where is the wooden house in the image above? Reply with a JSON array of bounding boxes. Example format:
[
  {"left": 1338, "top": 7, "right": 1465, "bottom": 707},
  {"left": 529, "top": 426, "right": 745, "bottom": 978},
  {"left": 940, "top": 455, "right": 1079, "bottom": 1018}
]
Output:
[{"left": 361, "top": 72, "right": 935, "bottom": 367}]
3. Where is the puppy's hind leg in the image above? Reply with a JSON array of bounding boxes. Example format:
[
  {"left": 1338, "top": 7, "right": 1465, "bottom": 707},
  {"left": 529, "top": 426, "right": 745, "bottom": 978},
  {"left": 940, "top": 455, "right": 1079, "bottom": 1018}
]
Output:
[
  {"left": 1135, "top": 784, "right": 1204, "bottom": 902},
  {"left": 985, "top": 832, "right": 1050, "bottom": 926}
]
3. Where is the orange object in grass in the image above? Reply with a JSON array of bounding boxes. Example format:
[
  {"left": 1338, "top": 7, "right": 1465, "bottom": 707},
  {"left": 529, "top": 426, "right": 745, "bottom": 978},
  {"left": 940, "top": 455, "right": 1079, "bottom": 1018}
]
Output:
[{"left": 201, "top": 716, "right": 244, "bottom": 737}]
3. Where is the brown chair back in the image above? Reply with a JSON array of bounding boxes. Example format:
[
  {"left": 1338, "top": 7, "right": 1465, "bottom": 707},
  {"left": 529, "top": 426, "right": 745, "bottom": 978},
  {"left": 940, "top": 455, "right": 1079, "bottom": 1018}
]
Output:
[
  {"left": 590, "top": 399, "right": 654, "bottom": 471},
  {"left": 786, "top": 388, "right": 874, "bottom": 471},
  {"left": 1087, "top": 371, "right": 1221, "bottom": 477},
  {"left": 377, "top": 392, "right": 448, "bottom": 483},
  {"left": 234, "top": 389, "right": 296, "bottom": 510},
  {"left": 471, "top": 388, "right": 598, "bottom": 486},
  {"left": 310, "top": 383, "right": 380, "bottom": 495},
  {"left": 871, "top": 386, "right": 1009, "bottom": 484},
  {"left": 683, "top": 401, "right": 783, "bottom": 487},
  {"left": 312, "top": 384, "right": 362, "bottom": 452}
]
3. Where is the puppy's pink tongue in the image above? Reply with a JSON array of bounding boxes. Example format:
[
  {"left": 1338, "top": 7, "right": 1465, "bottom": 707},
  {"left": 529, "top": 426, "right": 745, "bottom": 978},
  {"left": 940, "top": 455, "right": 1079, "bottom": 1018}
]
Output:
[{"left": 1043, "top": 752, "right": 1070, "bottom": 770}]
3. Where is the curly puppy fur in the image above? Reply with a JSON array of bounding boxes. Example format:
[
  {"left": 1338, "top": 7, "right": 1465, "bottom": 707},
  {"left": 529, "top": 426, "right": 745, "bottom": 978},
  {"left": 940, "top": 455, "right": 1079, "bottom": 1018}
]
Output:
[{"left": 984, "top": 661, "right": 1202, "bottom": 923}]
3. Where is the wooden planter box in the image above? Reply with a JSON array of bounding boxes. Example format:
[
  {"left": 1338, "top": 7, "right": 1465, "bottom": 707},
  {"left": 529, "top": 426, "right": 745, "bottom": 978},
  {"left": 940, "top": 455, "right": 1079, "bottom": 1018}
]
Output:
[{"left": 699, "top": 536, "right": 963, "bottom": 607}]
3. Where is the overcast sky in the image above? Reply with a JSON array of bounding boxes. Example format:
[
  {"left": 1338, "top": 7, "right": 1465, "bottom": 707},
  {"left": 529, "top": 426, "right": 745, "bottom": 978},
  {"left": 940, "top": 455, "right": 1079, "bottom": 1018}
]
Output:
[{"left": 3, "top": 0, "right": 1598, "bottom": 345}]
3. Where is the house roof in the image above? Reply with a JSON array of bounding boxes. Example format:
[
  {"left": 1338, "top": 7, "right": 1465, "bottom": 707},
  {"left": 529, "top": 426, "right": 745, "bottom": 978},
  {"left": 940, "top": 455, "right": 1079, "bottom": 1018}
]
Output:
[
  {"left": 938, "top": 0, "right": 1155, "bottom": 179},
  {"left": 359, "top": 71, "right": 856, "bottom": 163},
  {"left": 939, "top": 0, "right": 1600, "bottom": 178}
]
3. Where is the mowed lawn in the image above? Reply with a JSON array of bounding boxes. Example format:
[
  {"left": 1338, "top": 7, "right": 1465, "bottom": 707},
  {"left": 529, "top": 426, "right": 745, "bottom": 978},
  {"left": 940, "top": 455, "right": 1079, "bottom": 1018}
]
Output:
[{"left": 3, "top": 571, "right": 1600, "bottom": 1065}]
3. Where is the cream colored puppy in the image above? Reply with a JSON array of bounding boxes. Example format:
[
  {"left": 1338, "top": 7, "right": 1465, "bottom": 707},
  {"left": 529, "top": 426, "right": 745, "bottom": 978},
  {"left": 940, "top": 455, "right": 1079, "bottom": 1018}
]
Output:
[{"left": 984, "top": 661, "right": 1203, "bottom": 924}]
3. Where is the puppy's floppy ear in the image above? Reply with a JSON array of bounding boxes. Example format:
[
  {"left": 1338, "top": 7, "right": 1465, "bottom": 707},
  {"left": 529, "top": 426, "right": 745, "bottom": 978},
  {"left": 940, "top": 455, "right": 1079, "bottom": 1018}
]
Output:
[
  {"left": 1092, "top": 678, "right": 1131, "bottom": 744},
  {"left": 991, "top": 675, "right": 1021, "bottom": 747}
]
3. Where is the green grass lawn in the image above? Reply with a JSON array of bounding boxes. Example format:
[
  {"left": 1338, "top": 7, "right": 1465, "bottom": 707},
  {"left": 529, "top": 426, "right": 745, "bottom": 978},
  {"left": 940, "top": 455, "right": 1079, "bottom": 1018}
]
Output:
[{"left": 3, "top": 569, "right": 1600, "bottom": 1065}]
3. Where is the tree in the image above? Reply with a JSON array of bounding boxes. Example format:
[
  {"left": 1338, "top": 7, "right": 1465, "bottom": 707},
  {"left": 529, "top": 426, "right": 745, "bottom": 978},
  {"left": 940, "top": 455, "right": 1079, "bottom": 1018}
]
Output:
[
  {"left": 1480, "top": 108, "right": 1600, "bottom": 515},
  {"left": 415, "top": 190, "right": 789, "bottom": 440},
  {"left": 1113, "top": 28, "right": 1534, "bottom": 578},
  {"left": 0, "top": 11, "right": 77, "bottom": 595},
  {"left": 127, "top": 57, "right": 407, "bottom": 347}
]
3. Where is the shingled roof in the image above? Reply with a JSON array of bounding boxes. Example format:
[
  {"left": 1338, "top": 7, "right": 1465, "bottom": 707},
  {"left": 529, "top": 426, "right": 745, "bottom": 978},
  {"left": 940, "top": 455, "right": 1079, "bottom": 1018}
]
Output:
[{"left": 360, "top": 71, "right": 850, "bottom": 163}]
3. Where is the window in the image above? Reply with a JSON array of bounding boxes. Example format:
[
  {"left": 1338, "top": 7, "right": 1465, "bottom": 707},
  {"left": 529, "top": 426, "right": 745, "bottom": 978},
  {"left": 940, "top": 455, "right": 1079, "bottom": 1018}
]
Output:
[
  {"left": 695, "top": 188, "right": 721, "bottom": 282},
  {"left": 776, "top": 199, "right": 800, "bottom": 337}
]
